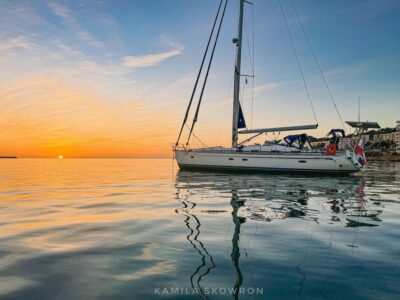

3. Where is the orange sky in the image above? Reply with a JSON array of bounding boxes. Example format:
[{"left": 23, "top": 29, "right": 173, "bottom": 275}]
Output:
[
  {"left": 0, "top": 77, "right": 184, "bottom": 158},
  {"left": 0, "top": 75, "right": 233, "bottom": 158}
]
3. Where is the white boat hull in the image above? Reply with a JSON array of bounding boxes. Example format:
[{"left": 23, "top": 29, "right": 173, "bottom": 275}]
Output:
[{"left": 175, "top": 150, "right": 361, "bottom": 175}]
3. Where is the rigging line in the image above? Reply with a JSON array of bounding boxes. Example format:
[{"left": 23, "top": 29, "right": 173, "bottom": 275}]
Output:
[
  {"left": 185, "top": 123, "right": 207, "bottom": 148},
  {"left": 244, "top": 13, "right": 255, "bottom": 130},
  {"left": 193, "top": 131, "right": 208, "bottom": 148},
  {"left": 243, "top": 9, "right": 255, "bottom": 128},
  {"left": 175, "top": 0, "right": 224, "bottom": 146},
  {"left": 278, "top": 0, "right": 318, "bottom": 125},
  {"left": 240, "top": 76, "right": 247, "bottom": 105},
  {"left": 185, "top": 124, "right": 207, "bottom": 148},
  {"left": 186, "top": 0, "right": 229, "bottom": 146},
  {"left": 289, "top": 0, "right": 345, "bottom": 130},
  {"left": 252, "top": 1, "right": 255, "bottom": 77},
  {"left": 251, "top": 73, "right": 254, "bottom": 129},
  {"left": 216, "top": 75, "right": 234, "bottom": 145},
  {"left": 251, "top": 0, "right": 255, "bottom": 129},
  {"left": 244, "top": 19, "right": 254, "bottom": 73}
]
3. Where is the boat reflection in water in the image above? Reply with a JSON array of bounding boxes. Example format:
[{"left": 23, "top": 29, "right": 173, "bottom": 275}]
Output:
[
  {"left": 175, "top": 182, "right": 246, "bottom": 300},
  {"left": 230, "top": 191, "right": 244, "bottom": 300},
  {"left": 174, "top": 168, "right": 387, "bottom": 298},
  {"left": 175, "top": 192, "right": 216, "bottom": 297}
]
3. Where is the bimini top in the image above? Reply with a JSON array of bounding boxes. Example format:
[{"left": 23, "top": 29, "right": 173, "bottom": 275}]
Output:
[
  {"left": 345, "top": 121, "right": 380, "bottom": 129},
  {"left": 283, "top": 134, "right": 310, "bottom": 150},
  {"left": 284, "top": 134, "right": 308, "bottom": 145}
]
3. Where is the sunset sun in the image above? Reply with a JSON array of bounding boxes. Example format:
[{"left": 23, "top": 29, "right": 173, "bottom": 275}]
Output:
[{"left": 58, "top": 155, "right": 64, "bottom": 159}]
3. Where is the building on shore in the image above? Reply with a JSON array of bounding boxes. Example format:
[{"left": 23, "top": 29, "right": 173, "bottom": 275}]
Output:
[
  {"left": 373, "top": 132, "right": 399, "bottom": 143},
  {"left": 338, "top": 135, "right": 369, "bottom": 151},
  {"left": 369, "top": 121, "right": 400, "bottom": 154},
  {"left": 397, "top": 121, "right": 400, "bottom": 154}
]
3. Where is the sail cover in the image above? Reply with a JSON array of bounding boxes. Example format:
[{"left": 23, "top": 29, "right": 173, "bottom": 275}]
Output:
[
  {"left": 239, "top": 124, "right": 318, "bottom": 134},
  {"left": 238, "top": 103, "right": 246, "bottom": 128}
]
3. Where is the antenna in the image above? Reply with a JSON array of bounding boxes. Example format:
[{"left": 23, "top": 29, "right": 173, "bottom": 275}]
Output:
[{"left": 358, "top": 96, "right": 361, "bottom": 124}]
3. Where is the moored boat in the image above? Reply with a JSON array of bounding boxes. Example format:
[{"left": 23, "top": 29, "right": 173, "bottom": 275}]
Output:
[{"left": 173, "top": 0, "right": 377, "bottom": 175}]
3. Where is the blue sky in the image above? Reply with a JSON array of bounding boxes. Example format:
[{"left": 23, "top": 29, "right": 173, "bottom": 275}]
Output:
[{"left": 0, "top": 0, "right": 399, "bottom": 157}]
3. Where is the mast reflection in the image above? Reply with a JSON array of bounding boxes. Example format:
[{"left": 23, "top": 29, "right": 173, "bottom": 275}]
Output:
[{"left": 230, "top": 190, "right": 244, "bottom": 300}]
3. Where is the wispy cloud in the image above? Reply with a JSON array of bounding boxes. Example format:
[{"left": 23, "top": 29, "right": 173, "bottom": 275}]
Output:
[
  {"left": 76, "top": 30, "right": 103, "bottom": 48},
  {"left": 48, "top": 2, "right": 73, "bottom": 23},
  {"left": 0, "top": 1, "right": 47, "bottom": 28},
  {"left": 0, "top": 35, "right": 33, "bottom": 51},
  {"left": 122, "top": 44, "right": 184, "bottom": 68},
  {"left": 253, "top": 82, "right": 282, "bottom": 96},
  {"left": 47, "top": 1, "right": 102, "bottom": 48}
]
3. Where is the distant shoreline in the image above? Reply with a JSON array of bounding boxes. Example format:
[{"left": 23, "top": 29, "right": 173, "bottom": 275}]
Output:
[
  {"left": 0, "top": 156, "right": 17, "bottom": 159},
  {"left": 366, "top": 154, "right": 400, "bottom": 162}
]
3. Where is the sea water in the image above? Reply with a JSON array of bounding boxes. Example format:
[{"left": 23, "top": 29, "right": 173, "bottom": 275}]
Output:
[{"left": 0, "top": 159, "right": 399, "bottom": 299}]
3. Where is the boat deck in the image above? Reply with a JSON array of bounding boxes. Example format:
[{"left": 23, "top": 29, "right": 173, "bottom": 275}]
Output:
[{"left": 179, "top": 149, "right": 345, "bottom": 157}]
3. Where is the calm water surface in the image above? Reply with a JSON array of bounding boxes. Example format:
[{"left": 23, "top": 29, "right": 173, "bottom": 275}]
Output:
[{"left": 0, "top": 159, "right": 399, "bottom": 299}]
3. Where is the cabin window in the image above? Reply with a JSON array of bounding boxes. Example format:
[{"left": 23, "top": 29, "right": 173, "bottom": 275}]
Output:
[
  {"left": 242, "top": 158, "right": 248, "bottom": 161},
  {"left": 298, "top": 160, "right": 307, "bottom": 163},
  {"left": 190, "top": 156, "right": 194, "bottom": 158},
  {"left": 228, "top": 158, "right": 234, "bottom": 160}
]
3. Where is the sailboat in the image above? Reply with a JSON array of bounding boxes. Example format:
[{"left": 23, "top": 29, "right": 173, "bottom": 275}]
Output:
[{"left": 174, "top": 0, "right": 367, "bottom": 175}]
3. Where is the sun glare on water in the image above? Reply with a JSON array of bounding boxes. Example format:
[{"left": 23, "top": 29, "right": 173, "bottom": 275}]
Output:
[{"left": 58, "top": 155, "right": 64, "bottom": 159}]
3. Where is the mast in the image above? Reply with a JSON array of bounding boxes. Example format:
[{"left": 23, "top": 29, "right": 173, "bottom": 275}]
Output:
[{"left": 232, "top": 0, "right": 245, "bottom": 148}]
